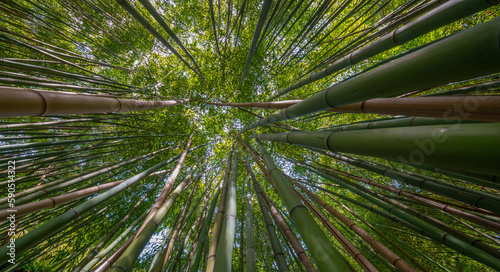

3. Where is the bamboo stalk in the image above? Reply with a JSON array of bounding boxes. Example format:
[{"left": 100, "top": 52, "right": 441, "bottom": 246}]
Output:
[
  {"left": 109, "top": 164, "right": 203, "bottom": 271},
  {"left": 244, "top": 17, "right": 500, "bottom": 131},
  {"left": 0, "top": 149, "right": 186, "bottom": 265},
  {"left": 213, "top": 145, "right": 240, "bottom": 271},
  {"left": 205, "top": 144, "right": 235, "bottom": 272},
  {"left": 326, "top": 96, "right": 500, "bottom": 122},
  {"left": 245, "top": 158, "right": 290, "bottom": 272},
  {"left": 187, "top": 187, "right": 221, "bottom": 272},
  {"left": 244, "top": 173, "right": 257, "bottom": 272},
  {"left": 207, "top": 100, "right": 301, "bottom": 109},
  {"left": 0, "top": 86, "right": 187, "bottom": 117},
  {"left": 252, "top": 139, "right": 351, "bottom": 272},
  {"left": 307, "top": 168, "right": 500, "bottom": 270},
  {"left": 290, "top": 177, "right": 416, "bottom": 272},
  {"left": 253, "top": 122, "right": 500, "bottom": 177},
  {"left": 271, "top": 0, "right": 500, "bottom": 99},
  {"left": 314, "top": 165, "right": 500, "bottom": 232}
]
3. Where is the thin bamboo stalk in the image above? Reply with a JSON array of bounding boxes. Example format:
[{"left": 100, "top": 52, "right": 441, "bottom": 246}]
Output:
[
  {"left": 244, "top": 173, "right": 257, "bottom": 272},
  {"left": 72, "top": 179, "right": 161, "bottom": 271},
  {"left": 109, "top": 164, "right": 203, "bottom": 271},
  {"left": 207, "top": 100, "right": 301, "bottom": 109},
  {"left": 154, "top": 172, "right": 203, "bottom": 272},
  {"left": 245, "top": 159, "right": 290, "bottom": 272},
  {"left": 187, "top": 187, "right": 221, "bottom": 272},
  {"left": 314, "top": 165, "right": 500, "bottom": 232},
  {"left": 241, "top": 0, "right": 273, "bottom": 82},
  {"left": 245, "top": 157, "right": 317, "bottom": 272}
]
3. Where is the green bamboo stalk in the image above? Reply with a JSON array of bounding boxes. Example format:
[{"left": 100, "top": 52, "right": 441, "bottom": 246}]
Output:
[
  {"left": 168, "top": 213, "right": 202, "bottom": 272},
  {"left": 425, "top": 80, "right": 500, "bottom": 96},
  {"left": 301, "top": 150, "right": 500, "bottom": 210},
  {"left": 303, "top": 164, "right": 500, "bottom": 260},
  {"left": 259, "top": 186, "right": 318, "bottom": 272},
  {"left": 238, "top": 180, "right": 245, "bottom": 272},
  {"left": 322, "top": 117, "right": 477, "bottom": 133},
  {"left": 154, "top": 169, "right": 203, "bottom": 272},
  {"left": 244, "top": 170, "right": 257, "bottom": 272},
  {"left": 207, "top": 100, "right": 300, "bottom": 109},
  {"left": 109, "top": 164, "right": 203, "bottom": 271},
  {"left": 271, "top": 0, "right": 500, "bottom": 99},
  {"left": 80, "top": 211, "right": 148, "bottom": 272},
  {"left": 0, "top": 149, "right": 186, "bottom": 265},
  {"left": 187, "top": 187, "right": 221, "bottom": 272},
  {"left": 307, "top": 167, "right": 500, "bottom": 270},
  {"left": 0, "top": 118, "right": 96, "bottom": 130},
  {"left": 0, "top": 179, "right": 124, "bottom": 221},
  {"left": 147, "top": 221, "right": 177, "bottom": 272},
  {"left": 244, "top": 17, "right": 500, "bottom": 131},
  {"left": 137, "top": 132, "right": 195, "bottom": 238},
  {"left": 245, "top": 157, "right": 290, "bottom": 272},
  {"left": 72, "top": 179, "right": 161, "bottom": 271},
  {"left": 137, "top": 0, "right": 203, "bottom": 78},
  {"left": 253, "top": 122, "right": 500, "bottom": 176},
  {"left": 323, "top": 192, "right": 432, "bottom": 272},
  {"left": 364, "top": 187, "right": 500, "bottom": 260},
  {"left": 290, "top": 178, "right": 416, "bottom": 272},
  {"left": 0, "top": 146, "right": 173, "bottom": 208},
  {"left": 253, "top": 140, "right": 351, "bottom": 272},
  {"left": 113, "top": 0, "right": 197, "bottom": 74},
  {"left": 205, "top": 144, "right": 235, "bottom": 272},
  {"left": 240, "top": 0, "right": 273, "bottom": 83},
  {"left": 296, "top": 187, "right": 378, "bottom": 272},
  {"left": 213, "top": 145, "right": 239, "bottom": 271},
  {"left": 309, "top": 163, "right": 500, "bottom": 232}
]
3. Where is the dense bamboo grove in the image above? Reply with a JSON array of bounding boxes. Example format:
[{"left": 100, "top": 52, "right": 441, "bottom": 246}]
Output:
[{"left": 0, "top": 0, "right": 500, "bottom": 271}]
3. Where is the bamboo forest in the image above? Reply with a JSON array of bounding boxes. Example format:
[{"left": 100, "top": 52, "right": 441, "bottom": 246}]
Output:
[{"left": 1, "top": 0, "right": 500, "bottom": 271}]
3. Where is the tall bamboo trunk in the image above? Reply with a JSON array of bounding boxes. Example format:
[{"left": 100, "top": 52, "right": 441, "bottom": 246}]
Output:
[
  {"left": 253, "top": 122, "right": 500, "bottom": 176},
  {"left": 244, "top": 17, "right": 500, "bottom": 131},
  {"left": 0, "top": 149, "right": 186, "bottom": 265},
  {"left": 154, "top": 174, "right": 203, "bottom": 272},
  {"left": 245, "top": 158, "right": 290, "bottom": 272},
  {"left": 326, "top": 96, "right": 500, "bottom": 122},
  {"left": 187, "top": 187, "right": 221, "bottom": 272},
  {"left": 72, "top": 180, "right": 161, "bottom": 271},
  {"left": 307, "top": 163, "right": 500, "bottom": 232},
  {"left": 252, "top": 140, "right": 352, "bottom": 272},
  {"left": 290, "top": 177, "right": 416, "bottom": 272},
  {"left": 0, "top": 86, "right": 187, "bottom": 117},
  {"left": 213, "top": 145, "right": 239, "bottom": 271},
  {"left": 205, "top": 144, "right": 235, "bottom": 272},
  {"left": 243, "top": 157, "right": 318, "bottom": 272},
  {"left": 295, "top": 187, "right": 378, "bottom": 272},
  {"left": 109, "top": 163, "right": 205, "bottom": 271},
  {"left": 270, "top": 0, "right": 500, "bottom": 99},
  {"left": 307, "top": 167, "right": 500, "bottom": 270}
]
